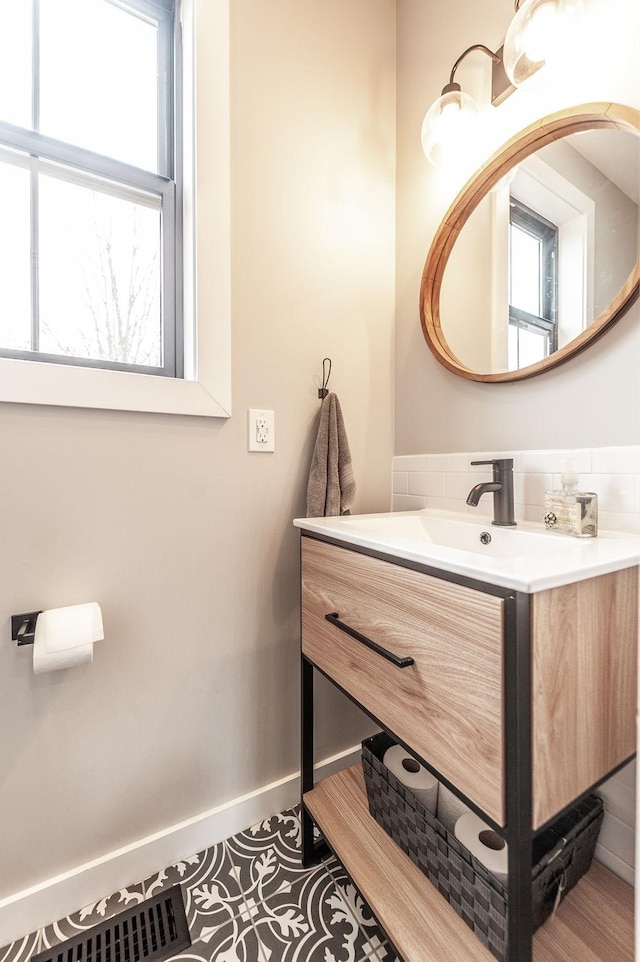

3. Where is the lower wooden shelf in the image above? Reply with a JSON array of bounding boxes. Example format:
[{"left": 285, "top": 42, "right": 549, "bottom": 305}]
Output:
[{"left": 304, "top": 765, "right": 634, "bottom": 962}]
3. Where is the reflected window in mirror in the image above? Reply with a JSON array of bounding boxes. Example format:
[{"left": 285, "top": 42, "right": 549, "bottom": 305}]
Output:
[{"left": 508, "top": 200, "right": 558, "bottom": 370}]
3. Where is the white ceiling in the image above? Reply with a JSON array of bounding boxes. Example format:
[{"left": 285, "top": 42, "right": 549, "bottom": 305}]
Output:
[{"left": 570, "top": 129, "right": 640, "bottom": 205}]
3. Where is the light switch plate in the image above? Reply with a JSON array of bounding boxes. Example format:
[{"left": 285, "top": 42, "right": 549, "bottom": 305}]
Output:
[{"left": 248, "top": 409, "right": 275, "bottom": 452}]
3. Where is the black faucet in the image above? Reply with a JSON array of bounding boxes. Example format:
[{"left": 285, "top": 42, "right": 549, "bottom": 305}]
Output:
[{"left": 466, "top": 459, "right": 516, "bottom": 527}]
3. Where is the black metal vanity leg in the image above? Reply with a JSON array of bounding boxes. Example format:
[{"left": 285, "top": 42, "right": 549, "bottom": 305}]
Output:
[
  {"left": 301, "top": 805, "right": 317, "bottom": 868},
  {"left": 504, "top": 593, "right": 534, "bottom": 962},
  {"left": 301, "top": 656, "right": 317, "bottom": 867}
]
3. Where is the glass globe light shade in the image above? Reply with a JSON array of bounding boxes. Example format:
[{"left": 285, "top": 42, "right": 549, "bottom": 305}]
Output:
[
  {"left": 503, "top": 0, "right": 583, "bottom": 89},
  {"left": 420, "top": 86, "right": 479, "bottom": 167}
]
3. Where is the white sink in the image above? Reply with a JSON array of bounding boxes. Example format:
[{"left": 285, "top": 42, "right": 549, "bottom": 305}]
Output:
[
  {"left": 338, "top": 513, "right": 576, "bottom": 560},
  {"left": 293, "top": 509, "right": 640, "bottom": 592}
]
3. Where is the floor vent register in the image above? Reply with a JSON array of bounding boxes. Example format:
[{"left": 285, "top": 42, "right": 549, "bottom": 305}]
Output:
[{"left": 32, "top": 886, "right": 191, "bottom": 962}]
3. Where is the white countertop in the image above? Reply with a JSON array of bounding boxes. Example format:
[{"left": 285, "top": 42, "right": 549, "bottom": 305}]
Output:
[{"left": 293, "top": 509, "right": 640, "bottom": 593}]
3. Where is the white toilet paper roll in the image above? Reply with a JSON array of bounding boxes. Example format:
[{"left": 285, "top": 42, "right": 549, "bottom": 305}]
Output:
[
  {"left": 437, "top": 784, "right": 472, "bottom": 835},
  {"left": 33, "top": 603, "right": 104, "bottom": 674},
  {"left": 383, "top": 744, "right": 439, "bottom": 814},
  {"left": 34, "top": 642, "right": 94, "bottom": 674},
  {"left": 455, "top": 811, "right": 509, "bottom": 883}
]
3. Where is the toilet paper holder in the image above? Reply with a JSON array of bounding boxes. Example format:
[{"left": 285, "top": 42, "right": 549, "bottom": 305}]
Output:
[{"left": 11, "top": 611, "right": 42, "bottom": 646}]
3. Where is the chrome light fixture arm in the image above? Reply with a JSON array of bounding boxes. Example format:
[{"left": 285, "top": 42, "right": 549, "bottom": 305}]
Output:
[
  {"left": 442, "top": 43, "right": 512, "bottom": 106},
  {"left": 421, "top": 0, "right": 583, "bottom": 165},
  {"left": 447, "top": 44, "right": 501, "bottom": 88}
]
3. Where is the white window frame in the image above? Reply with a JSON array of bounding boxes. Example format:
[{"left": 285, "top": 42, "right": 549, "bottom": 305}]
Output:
[
  {"left": 510, "top": 156, "right": 595, "bottom": 348},
  {"left": 489, "top": 154, "right": 595, "bottom": 371},
  {"left": 0, "top": 0, "right": 231, "bottom": 418}
]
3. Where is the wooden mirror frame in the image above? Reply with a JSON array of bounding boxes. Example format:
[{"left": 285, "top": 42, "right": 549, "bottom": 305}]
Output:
[{"left": 420, "top": 102, "right": 640, "bottom": 382}]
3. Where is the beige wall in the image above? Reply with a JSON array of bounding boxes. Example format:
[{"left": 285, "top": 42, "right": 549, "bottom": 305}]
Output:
[
  {"left": 396, "top": 0, "right": 640, "bottom": 455},
  {"left": 0, "top": 0, "right": 395, "bottom": 899},
  {"left": 439, "top": 197, "right": 494, "bottom": 372}
]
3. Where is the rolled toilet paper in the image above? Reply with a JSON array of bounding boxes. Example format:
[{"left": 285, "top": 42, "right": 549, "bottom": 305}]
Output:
[
  {"left": 33, "top": 602, "right": 104, "bottom": 674},
  {"left": 455, "top": 811, "right": 509, "bottom": 883},
  {"left": 383, "top": 744, "right": 439, "bottom": 814},
  {"left": 437, "top": 783, "right": 472, "bottom": 835}
]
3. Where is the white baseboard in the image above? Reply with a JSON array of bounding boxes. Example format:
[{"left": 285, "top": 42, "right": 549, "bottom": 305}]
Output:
[
  {"left": 0, "top": 745, "right": 361, "bottom": 947},
  {"left": 595, "top": 846, "right": 634, "bottom": 887}
]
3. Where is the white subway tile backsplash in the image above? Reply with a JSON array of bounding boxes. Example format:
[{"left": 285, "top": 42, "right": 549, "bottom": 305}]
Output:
[
  {"left": 592, "top": 446, "right": 640, "bottom": 475},
  {"left": 445, "top": 471, "right": 487, "bottom": 500},
  {"left": 586, "top": 474, "right": 636, "bottom": 515},
  {"left": 522, "top": 503, "right": 546, "bottom": 524},
  {"left": 515, "top": 472, "right": 552, "bottom": 508},
  {"left": 599, "top": 512, "right": 640, "bottom": 535},
  {"left": 408, "top": 471, "right": 446, "bottom": 497},
  {"left": 392, "top": 445, "right": 640, "bottom": 535},
  {"left": 468, "top": 450, "right": 524, "bottom": 472},
  {"left": 426, "top": 496, "right": 473, "bottom": 515},
  {"left": 521, "top": 448, "right": 592, "bottom": 475},
  {"left": 407, "top": 472, "right": 427, "bottom": 495},
  {"left": 464, "top": 497, "right": 493, "bottom": 516},
  {"left": 393, "top": 472, "right": 409, "bottom": 495},
  {"left": 426, "top": 453, "right": 469, "bottom": 473},
  {"left": 498, "top": 451, "right": 524, "bottom": 472},
  {"left": 513, "top": 474, "right": 525, "bottom": 504},
  {"left": 392, "top": 493, "right": 427, "bottom": 511},
  {"left": 393, "top": 455, "right": 428, "bottom": 472}
]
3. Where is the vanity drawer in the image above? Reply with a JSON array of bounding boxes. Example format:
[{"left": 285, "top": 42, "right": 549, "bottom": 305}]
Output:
[{"left": 301, "top": 536, "right": 505, "bottom": 824}]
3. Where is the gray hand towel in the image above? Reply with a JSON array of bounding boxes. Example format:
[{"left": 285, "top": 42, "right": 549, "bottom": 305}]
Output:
[{"left": 306, "top": 393, "right": 356, "bottom": 517}]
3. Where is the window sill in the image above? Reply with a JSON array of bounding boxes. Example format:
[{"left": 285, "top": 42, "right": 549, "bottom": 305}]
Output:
[{"left": 0, "top": 352, "right": 231, "bottom": 417}]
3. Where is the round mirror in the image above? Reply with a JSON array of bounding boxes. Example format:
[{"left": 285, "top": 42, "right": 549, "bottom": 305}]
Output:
[{"left": 420, "top": 103, "right": 640, "bottom": 382}]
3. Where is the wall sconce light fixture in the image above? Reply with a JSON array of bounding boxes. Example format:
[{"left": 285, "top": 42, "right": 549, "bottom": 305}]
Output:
[{"left": 421, "top": 0, "right": 583, "bottom": 166}]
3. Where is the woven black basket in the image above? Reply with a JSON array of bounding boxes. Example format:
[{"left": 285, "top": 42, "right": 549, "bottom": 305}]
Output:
[{"left": 362, "top": 732, "right": 603, "bottom": 962}]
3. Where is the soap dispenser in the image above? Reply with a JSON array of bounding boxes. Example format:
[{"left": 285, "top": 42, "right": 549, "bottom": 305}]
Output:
[{"left": 544, "top": 461, "right": 598, "bottom": 538}]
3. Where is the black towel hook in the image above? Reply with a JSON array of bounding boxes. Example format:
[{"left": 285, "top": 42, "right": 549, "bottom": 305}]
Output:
[{"left": 318, "top": 358, "right": 332, "bottom": 399}]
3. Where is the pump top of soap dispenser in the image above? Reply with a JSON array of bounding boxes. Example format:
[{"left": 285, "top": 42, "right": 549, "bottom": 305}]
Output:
[{"left": 561, "top": 460, "right": 578, "bottom": 492}]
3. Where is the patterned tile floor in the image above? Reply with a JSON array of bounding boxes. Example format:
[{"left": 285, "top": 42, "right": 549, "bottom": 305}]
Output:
[{"left": 1, "top": 806, "right": 399, "bottom": 962}]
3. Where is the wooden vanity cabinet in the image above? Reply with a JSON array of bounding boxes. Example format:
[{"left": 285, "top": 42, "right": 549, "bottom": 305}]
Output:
[
  {"left": 299, "top": 532, "right": 637, "bottom": 962},
  {"left": 301, "top": 536, "right": 505, "bottom": 824}
]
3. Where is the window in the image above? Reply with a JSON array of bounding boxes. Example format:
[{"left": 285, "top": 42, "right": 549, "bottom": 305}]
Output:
[
  {"left": 0, "top": 0, "right": 230, "bottom": 417},
  {"left": 0, "top": 0, "right": 179, "bottom": 377},
  {"left": 508, "top": 199, "right": 558, "bottom": 370}
]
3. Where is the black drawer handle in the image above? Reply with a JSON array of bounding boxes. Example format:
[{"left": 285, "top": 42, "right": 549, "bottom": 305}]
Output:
[{"left": 325, "top": 612, "right": 415, "bottom": 668}]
